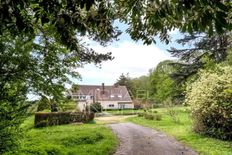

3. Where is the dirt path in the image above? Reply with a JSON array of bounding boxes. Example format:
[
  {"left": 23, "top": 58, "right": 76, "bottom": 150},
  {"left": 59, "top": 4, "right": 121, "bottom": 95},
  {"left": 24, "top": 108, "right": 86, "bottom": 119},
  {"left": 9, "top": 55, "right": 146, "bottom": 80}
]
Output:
[
  {"left": 109, "top": 122, "right": 198, "bottom": 155},
  {"left": 95, "top": 115, "right": 135, "bottom": 124}
]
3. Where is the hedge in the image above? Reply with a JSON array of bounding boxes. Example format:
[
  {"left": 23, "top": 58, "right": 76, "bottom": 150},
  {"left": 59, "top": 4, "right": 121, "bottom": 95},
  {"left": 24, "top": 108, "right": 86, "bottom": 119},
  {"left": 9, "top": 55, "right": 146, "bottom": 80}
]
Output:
[
  {"left": 34, "top": 112, "right": 94, "bottom": 127},
  {"left": 138, "top": 113, "right": 162, "bottom": 121}
]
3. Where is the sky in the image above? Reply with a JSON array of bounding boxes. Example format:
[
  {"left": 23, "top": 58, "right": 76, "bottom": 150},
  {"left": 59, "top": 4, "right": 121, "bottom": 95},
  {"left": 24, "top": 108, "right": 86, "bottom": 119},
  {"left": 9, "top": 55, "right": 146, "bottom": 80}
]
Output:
[{"left": 73, "top": 22, "right": 182, "bottom": 86}]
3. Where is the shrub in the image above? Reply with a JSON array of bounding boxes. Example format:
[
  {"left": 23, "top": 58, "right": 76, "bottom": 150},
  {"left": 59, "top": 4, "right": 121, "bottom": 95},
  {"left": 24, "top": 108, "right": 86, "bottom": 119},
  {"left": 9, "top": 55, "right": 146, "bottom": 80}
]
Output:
[
  {"left": 185, "top": 66, "right": 232, "bottom": 140},
  {"left": 0, "top": 100, "right": 27, "bottom": 154},
  {"left": 144, "top": 113, "right": 155, "bottom": 120},
  {"left": 34, "top": 112, "right": 94, "bottom": 127},
  {"left": 143, "top": 113, "right": 162, "bottom": 121},
  {"left": 138, "top": 113, "right": 144, "bottom": 117},
  {"left": 89, "top": 102, "right": 102, "bottom": 113},
  {"left": 153, "top": 114, "right": 162, "bottom": 121}
]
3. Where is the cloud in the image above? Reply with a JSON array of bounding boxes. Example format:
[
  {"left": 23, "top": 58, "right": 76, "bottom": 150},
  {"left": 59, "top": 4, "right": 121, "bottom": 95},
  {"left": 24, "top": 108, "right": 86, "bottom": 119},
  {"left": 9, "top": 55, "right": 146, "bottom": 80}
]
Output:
[{"left": 74, "top": 41, "right": 172, "bottom": 85}]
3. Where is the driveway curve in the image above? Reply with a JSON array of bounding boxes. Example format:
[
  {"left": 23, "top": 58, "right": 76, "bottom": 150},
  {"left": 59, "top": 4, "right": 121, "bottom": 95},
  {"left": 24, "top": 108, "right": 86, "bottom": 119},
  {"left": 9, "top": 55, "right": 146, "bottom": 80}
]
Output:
[{"left": 109, "top": 122, "right": 198, "bottom": 155}]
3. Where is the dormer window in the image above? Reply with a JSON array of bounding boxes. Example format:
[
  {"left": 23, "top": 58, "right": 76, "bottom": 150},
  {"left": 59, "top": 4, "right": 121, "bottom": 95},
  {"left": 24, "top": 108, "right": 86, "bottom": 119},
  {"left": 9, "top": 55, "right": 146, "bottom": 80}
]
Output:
[
  {"left": 110, "top": 95, "right": 114, "bottom": 98},
  {"left": 118, "top": 95, "right": 122, "bottom": 98}
]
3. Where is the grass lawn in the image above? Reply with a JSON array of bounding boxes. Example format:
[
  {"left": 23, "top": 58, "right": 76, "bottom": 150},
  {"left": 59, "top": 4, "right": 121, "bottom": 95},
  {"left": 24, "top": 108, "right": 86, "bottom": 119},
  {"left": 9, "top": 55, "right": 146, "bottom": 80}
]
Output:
[
  {"left": 127, "top": 107, "right": 232, "bottom": 155},
  {"left": 5, "top": 116, "right": 117, "bottom": 155}
]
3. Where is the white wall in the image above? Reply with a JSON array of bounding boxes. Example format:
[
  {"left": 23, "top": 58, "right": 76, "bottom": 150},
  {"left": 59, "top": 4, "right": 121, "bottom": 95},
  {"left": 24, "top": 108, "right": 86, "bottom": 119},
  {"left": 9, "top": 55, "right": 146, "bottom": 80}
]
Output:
[
  {"left": 100, "top": 101, "right": 134, "bottom": 109},
  {"left": 77, "top": 100, "right": 134, "bottom": 111}
]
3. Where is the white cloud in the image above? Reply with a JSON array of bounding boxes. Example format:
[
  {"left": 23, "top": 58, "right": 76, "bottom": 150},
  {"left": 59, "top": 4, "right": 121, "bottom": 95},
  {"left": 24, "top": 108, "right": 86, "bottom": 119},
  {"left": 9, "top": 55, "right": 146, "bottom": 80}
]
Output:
[{"left": 74, "top": 41, "right": 172, "bottom": 85}]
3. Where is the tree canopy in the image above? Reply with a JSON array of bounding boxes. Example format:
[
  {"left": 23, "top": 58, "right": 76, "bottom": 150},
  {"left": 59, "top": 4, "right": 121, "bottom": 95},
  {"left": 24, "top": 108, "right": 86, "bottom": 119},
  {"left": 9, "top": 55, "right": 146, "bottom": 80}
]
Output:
[
  {"left": 168, "top": 32, "right": 231, "bottom": 82},
  {"left": 150, "top": 60, "right": 183, "bottom": 104},
  {"left": 114, "top": 73, "right": 135, "bottom": 98},
  {"left": 115, "top": 0, "right": 232, "bottom": 44}
]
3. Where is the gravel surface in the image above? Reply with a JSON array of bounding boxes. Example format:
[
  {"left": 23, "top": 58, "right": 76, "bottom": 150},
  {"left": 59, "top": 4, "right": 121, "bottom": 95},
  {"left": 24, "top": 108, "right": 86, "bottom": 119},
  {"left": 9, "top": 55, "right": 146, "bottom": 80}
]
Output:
[{"left": 109, "top": 122, "right": 198, "bottom": 155}]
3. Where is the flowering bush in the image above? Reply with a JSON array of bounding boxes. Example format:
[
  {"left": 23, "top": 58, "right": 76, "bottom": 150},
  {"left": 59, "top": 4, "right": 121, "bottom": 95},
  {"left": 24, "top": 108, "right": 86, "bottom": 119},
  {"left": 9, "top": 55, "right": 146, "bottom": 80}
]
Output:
[{"left": 185, "top": 66, "right": 232, "bottom": 140}]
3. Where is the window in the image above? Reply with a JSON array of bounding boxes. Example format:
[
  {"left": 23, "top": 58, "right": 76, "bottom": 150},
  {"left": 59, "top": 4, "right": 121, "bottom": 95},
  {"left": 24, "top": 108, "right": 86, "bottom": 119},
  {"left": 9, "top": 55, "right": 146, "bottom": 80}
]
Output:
[
  {"left": 72, "top": 96, "right": 78, "bottom": 99},
  {"left": 109, "top": 104, "right": 114, "bottom": 107}
]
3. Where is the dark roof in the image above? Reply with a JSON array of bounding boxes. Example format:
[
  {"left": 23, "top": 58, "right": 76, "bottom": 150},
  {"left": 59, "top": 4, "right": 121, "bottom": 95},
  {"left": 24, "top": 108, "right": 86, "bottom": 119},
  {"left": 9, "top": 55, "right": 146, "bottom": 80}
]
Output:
[{"left": 72, "top": 85, "right": 132, "bottom": 102}]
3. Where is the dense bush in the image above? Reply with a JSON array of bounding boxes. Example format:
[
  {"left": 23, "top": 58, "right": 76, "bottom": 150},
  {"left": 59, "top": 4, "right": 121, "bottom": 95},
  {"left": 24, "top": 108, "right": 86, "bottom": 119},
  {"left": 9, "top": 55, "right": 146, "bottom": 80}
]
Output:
[
  {"left": 138, "top": 113, "right": 144, "bottom": 117},
  {"left": 144, "top": 113, "right": 162, "bottom": 121},
  {"left": 89, "top": 102, "right": 102, "bottom": 113},
  {"left": 0, "top": 100, "right": 28, "bottom": 154},
  {"left": 186, "top": 66, "right": 232, "bottom": 140},
  {"left": 34, "top": 112, "right": 94, "bottom": 127}
]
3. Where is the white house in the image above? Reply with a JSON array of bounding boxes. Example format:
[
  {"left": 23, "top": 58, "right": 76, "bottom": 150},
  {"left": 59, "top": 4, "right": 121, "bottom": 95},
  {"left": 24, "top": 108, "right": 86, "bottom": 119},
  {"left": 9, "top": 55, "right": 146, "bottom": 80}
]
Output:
[{"left": 70, "top": 83, "right": 134, "bottom": 111}]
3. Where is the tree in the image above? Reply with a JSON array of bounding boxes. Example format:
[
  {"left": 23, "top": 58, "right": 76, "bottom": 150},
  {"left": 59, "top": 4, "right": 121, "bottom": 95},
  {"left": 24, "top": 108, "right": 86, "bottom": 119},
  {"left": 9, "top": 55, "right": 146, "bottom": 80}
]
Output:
[
  {"left": 132, "top": 75, "right": 150, "bottom": 91},
  {"left": 37, "top": 96, "right": 50, "bottom": 112},
  {"left": 168, "top": 33, "right": 231, "bottom": 82},
  {"left": 130, "top": 74, "right": 153, "bottom": 102},
  {"left": 114, "top": 73, "right": 135, "bottom": 98},
  {"left": 0, "top": 1, "right": 120, "bottom": 153},
  {"left": 115, "top": 0, "right": 232, "bottom": 44},
  {"left": 1, "top": 0, "right": 120, "bottom": 49},
  {"left": 150, "top": 60, "right": 183, "bottom": 104}
]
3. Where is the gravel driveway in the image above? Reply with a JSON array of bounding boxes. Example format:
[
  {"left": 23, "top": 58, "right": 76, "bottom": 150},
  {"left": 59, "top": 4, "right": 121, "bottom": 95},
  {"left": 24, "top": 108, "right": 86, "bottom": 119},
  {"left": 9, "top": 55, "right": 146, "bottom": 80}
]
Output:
[{"left": 109, "top": 122, "right": 198, "bottom": 155}]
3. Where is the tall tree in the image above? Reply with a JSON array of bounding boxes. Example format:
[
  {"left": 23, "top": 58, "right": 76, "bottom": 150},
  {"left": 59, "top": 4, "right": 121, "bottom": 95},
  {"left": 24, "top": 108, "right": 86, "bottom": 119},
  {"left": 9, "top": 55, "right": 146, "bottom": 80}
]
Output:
[
  {"left": 132, "top": 75, "right": 151, "bottom": 92},
  {"left": 0, "top": 1, "right": 120, "bottom": 153},
  {"left": 150, "top": 60, "right": 183, "bottom": 104},
  {"left": 114, "top": 73, "right": 135, "bottom": 98},
  {"left": 168, "top": 33, "right": 231, "bottom": 82}
]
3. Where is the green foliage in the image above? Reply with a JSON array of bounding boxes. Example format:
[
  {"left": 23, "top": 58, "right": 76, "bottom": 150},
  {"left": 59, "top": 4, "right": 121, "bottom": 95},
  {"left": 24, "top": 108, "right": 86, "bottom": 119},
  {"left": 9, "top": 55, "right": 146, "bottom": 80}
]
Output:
[
  {"left": 4, "top": 117, "right": 117, "bottom": 155},
  {"left": 60, "top": 100, "right": 78, "bottom": 112},
  {"left": 144, "top": 113, "right": 162, "bottom": 121},
  {"left": 186, "top": 65, "right": 232, "bottom": 140},
  {"left": 169, "top": 33, "right": 230, "bottom": 82},
  {"left": 37, "top": 97, "right": 50, "bottom": 112},
  {"left": 114, "top": 73, "right": 135, "bottom": 98},
  {"left": 1, "top": 0, "right": 120, "bottom": 48},
  {"left": 0, "top": 34, "right": 32, "bottom": 153},
  {"left": 89, "top": 102, "right": 103, "bottom": 113},
  {"left": 34, "top": 112, "right": 94, "bottom": 127},
  {"left": 1, "top": 0, "right": 119, "bottom": 151},
  {"left": 1, "top": 0, "right": 120, "bottom": 151},
  {"left": 115, "top": 0, "right": 232, "bottom": 44},
  {"left": 128, "top": 107, "right": 232, "bottom": 155},
  {"left": 138, "top": 113, "right": 144, "bottom": 117},
  {"left": 150, "top": 60, "right": 183, "bottom": 104},
  {"left": 131, "top": 75, "right": 151, "bottom": 99}
]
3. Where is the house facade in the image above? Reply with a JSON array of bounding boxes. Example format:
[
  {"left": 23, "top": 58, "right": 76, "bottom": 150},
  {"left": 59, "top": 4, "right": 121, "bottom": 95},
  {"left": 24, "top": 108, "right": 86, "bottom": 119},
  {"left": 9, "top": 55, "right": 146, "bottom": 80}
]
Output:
[{"left": 70, "top": 83, "right": 134, "bottom": 111}]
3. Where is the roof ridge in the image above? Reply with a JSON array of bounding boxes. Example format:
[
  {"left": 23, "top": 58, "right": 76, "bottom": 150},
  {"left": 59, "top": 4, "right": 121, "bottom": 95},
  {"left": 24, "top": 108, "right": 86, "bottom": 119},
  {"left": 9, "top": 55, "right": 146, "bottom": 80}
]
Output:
[{"left": 78, "top": 84, "right": 126, "bottom": 87}]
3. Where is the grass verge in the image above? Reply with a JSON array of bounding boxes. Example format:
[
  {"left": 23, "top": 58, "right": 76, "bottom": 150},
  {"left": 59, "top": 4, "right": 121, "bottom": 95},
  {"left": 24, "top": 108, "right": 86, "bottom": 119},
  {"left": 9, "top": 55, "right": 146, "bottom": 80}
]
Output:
[
  {"left": 4, "top": 116, "right": 117, "bottom": 155},
  {"left": 127, "top": 107, "right": 232, "bottom": 155}
]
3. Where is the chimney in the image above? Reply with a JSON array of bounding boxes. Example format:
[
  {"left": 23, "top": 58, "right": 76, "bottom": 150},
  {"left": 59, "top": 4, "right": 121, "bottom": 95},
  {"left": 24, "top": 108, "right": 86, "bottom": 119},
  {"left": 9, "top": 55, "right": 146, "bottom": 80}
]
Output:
[{"left": 102, "top": 83, "right": 105, "bottom": 94}]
